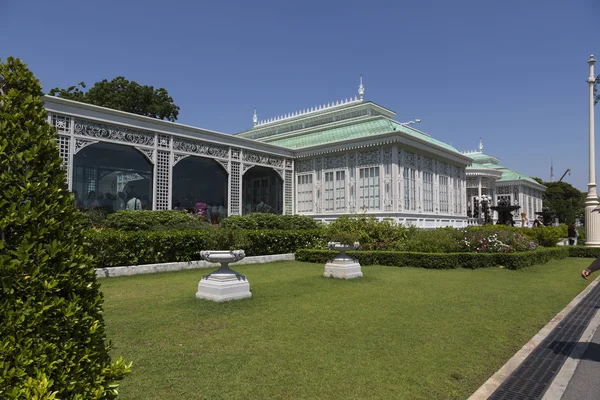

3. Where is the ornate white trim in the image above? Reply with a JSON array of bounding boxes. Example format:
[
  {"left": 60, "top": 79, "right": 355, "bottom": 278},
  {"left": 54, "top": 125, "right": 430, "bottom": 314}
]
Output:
[
  {"left": 74, "top": 139, "right": 99, "bottom": 154},
  {"left": 243, "top": 151, "right": 284, "bottom": 168},
  {"left": 216, "top": 159, "right": 229, "bottom": 172},
  {"left": 358, "top": 149, "right": 380, "bottom": 166},
  {"left": 242, "top": 164, "right": 255, "bottom": 175},
  {"left": 172, "top": 138, "right": 228, "bottom": 159},
  {"left": 296, "top": 159, "right": 314, "bottom": 173},
  {"left": 74, "top": 118, "right": 155, "bottom": 146},
  {"left": 324, "top": 154, "right": 346, "bottom": 170},
  {"left": 136, "top": 147, "right": 155, "bottom": 164},
  {"left": 173, "top": 153, "right": 190, "bottom": 166}
]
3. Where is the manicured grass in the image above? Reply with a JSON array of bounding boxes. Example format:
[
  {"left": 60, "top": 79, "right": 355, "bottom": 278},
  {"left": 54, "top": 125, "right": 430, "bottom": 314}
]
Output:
[{"left": 100, "top": 259, "right": 594, "bottom": 400}]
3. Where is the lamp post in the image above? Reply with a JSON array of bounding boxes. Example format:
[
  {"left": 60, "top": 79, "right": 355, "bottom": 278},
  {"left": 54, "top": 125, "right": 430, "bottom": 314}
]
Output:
[{"left": 585, "top": 55, "right": 600, "bottom": 246}]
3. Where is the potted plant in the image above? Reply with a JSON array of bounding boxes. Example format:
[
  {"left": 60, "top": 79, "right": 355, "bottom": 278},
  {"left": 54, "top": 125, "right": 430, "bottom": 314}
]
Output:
[
  {"left": 327, "top": 232, "right": 360, "bottom": 259},
  {"left": 323, "top": 232, "right": 363, "bottom": 279}
]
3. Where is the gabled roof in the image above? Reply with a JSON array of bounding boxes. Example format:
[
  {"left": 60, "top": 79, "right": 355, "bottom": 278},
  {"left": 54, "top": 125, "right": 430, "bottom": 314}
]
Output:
[
  {"left": 464, "top": 151, "right": 545, "bottom": 189},
  {"left": 263, "top": 115, "right": 463, "bottom": 155},
  {"left": 496, "top": 166, "right": 544, "bottom": 186}
]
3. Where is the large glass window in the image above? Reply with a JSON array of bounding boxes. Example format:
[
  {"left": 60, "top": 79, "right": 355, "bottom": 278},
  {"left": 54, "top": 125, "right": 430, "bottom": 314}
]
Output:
[
  {"left": 297, "top": 174, "right": 313, "bottom": 213},
  {"left": 172, "top": 157, "right": 228, "bottom": 221},
  {"left": 358, "top": 167, "right": 380, "bottom": 210},
  {"left": 423, "top": 172, "right": 434, "bottom": 212},
  {"left": 439, "top": 176, "right": 449, "bottom": 213},
  {"left": 324, "top": 172, "right": 334, "bottom": 211},
  {"left": 242, "top": 166, "right": 283, "bottom": 214},
  {"left": 453, "top": 179, "right": 462, "bottom": 214},
  {"left": 335, "top": 171, "right": 346, "bottom": 211},
  {"left": 403, "top": 167, "right": 416, "bottom": 211},
  {"left": 325, "top": 170, "right": 346, "bottom": 212},
  {"left": 73, "top": 142, "right": 153, "bottom": 212}
]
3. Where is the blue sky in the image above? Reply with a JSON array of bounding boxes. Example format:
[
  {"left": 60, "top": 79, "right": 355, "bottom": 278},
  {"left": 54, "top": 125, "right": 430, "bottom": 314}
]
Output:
[{"left": 1, "top": 0, "right": 598, "bottom": 190}]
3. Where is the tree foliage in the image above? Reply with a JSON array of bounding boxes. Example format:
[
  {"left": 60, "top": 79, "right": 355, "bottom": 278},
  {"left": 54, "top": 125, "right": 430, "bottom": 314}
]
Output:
[
  {"left": 0, "top": 57, "right": 130, "bottom": 398},
  {"left": 49, "top": 76, "right": 180, "bottom": 121},
  {"left": 532, "top": 177, "right": 585, "bottom": 223}
]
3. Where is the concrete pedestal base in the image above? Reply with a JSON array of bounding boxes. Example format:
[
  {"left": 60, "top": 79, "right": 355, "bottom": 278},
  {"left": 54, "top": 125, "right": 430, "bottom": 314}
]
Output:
[
  {"left": 195, "top": 273, "right": 252, "bottom": 302},
  {"left": 324, "top": 260, "right": 363, "bottom": 279}
]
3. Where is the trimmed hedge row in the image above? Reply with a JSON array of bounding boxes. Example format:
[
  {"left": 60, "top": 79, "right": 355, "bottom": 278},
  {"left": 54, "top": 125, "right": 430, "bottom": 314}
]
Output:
[
  {"left": 568, "top": 246, "right": 600, "bottom": 258},
  {"left": 85, "top": 229, "right": 326, "bottom": 268},
  {"left": 295, "top": 247, "right": 570, "bottom": 270}
]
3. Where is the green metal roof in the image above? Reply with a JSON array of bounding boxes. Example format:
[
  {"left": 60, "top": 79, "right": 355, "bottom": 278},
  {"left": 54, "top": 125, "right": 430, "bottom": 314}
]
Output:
[
  {"left": 496, "top": 166, "right": 542, "bottom": 185},
  {"left": 467, "top": 162, "right": 498, "bottom": 170},
  {"left": 265, "top": 116, "right": 462, "bottom": 154}
]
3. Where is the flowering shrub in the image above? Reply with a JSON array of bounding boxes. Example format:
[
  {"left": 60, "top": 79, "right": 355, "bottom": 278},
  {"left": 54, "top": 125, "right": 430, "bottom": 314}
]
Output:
[{"left": 461, "top": 230, "right": 537, "bottom": 253}]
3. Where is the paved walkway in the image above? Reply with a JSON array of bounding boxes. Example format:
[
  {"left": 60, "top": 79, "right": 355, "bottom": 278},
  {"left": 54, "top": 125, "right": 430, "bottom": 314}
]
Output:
[{"left": 470, "top": 277, "right": 600, "bottom": 400}]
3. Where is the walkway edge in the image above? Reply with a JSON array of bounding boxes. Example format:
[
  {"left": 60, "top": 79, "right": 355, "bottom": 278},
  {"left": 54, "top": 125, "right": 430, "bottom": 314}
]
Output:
[
  {"left": 95, "top": 253, "right": 296, "bottom": 278},
  {"left": 540, "top": 308, "right": 600, "bottom": 400},
  {"left": 468, "top": 276, "right": 600, "bottom": 400}
]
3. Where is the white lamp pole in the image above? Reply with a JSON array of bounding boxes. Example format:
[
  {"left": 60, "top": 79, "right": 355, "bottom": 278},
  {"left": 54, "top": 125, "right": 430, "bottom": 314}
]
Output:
[{"left": 585, "top": 55, "right": 600, "bottom": 246}]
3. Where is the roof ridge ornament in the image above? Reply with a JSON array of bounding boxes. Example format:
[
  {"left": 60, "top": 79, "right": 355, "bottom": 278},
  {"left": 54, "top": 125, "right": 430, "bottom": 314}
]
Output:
[
  {"left": 358, "top": 74, "right": 364, "bottom": 101},
  {"left": 253, "top": 108, "right": 258, "bottom": 127},
  {"left": 479, "top": 138, "right": 483, "bottom": 152}
]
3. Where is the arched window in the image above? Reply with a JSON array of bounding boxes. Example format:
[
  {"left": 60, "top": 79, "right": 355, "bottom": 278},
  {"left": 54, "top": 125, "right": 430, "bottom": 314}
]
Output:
[{"left": 73, "top": 143, "right": 153, "bottom": 212}]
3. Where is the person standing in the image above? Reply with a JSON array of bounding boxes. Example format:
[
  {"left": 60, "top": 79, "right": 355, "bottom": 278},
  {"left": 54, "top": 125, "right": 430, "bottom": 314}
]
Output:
[
  {"left": 126, "top": 193, "right": 142, "bottom": 210},
  {"left": 521, "top": 212, "right": 528, "bottom": 228},
  {"left": 568, "top": 223, "right": 577, "bottom": 246}
]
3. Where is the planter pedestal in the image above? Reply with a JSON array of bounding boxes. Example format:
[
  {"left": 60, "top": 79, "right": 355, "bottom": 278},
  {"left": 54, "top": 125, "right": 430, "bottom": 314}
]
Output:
[
  {"left": 196, "top": 250, "right": 251, "bottom": 302},
  {"left": 324, "top": 242, "right": 363, "bottom": 279},
  {"left": 196, "top": 273, "right": 252, "bottom": 302}
]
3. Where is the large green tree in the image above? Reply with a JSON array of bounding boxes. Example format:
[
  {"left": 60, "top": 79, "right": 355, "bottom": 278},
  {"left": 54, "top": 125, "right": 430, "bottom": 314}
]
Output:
[
  {"left": 49, "top": 76, "right": 180, "bottom": 121},
  {"left": 0, "top": 57, "right": 130, "bottom": 398},
  {"left": 532, "top": 177, "right": 585, "bottom": 223}
]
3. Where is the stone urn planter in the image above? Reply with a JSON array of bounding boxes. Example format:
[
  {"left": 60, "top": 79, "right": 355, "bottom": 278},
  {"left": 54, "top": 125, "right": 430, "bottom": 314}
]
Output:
[
  {"left": 195, "top": 250, "right": 251, "bottom": 302},
  {"left": 323, "top": 242, "right": 363, "bottom": 279}
]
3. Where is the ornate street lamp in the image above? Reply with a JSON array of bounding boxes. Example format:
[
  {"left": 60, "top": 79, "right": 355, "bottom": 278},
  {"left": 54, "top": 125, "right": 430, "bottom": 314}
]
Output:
[{"left": 585, "top": 55, "right": 600, "bottom": 246}]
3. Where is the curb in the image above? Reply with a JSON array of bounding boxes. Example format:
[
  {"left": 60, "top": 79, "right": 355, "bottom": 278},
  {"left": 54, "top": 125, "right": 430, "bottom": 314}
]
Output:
[
  {"left": 468, "top": 275, "right": 600, "bottom": 400},
  {"left": 95, "top": 253, "right": 296, "bottom": 278}
]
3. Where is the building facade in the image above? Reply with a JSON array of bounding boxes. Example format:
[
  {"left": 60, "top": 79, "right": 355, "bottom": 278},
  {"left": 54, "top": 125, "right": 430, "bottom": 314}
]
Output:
[{"left": 43, "top": 87, "right": 544, "bottom": 228}]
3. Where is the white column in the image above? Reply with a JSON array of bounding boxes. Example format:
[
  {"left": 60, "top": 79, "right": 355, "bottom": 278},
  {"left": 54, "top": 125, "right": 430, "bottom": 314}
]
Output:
[{"left": 586, "top": 55, "right": 600, "bottom": 246}]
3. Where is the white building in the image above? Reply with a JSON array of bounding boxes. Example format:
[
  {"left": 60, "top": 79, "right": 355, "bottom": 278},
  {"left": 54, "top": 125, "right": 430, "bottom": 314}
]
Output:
[{"left": 43, "top": 83, "right": 544, "bottom": 228}]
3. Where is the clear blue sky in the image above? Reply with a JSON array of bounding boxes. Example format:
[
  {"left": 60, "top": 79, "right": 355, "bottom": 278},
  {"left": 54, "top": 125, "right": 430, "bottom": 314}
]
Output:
[{"left": 1, "top": 0, "right": 598, "bottom": 190}]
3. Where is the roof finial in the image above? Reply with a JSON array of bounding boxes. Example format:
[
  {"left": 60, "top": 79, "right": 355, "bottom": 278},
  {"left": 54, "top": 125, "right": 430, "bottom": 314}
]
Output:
[
  {"left": 358, "top": 74, "right": 364, "bottom": 101},
  {"left": 253, "top": 108, "right": 258, "bottom": 127},
  {"left": 478, "top": 138, "right": 483, "bottom": 152}
]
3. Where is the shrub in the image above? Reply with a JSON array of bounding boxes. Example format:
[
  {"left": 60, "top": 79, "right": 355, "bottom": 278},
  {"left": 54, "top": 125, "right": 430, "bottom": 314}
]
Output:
[
  {"left": 296, "top": 248, "right": 568, "bottom": 270},
  {"left": 220, "top": 213, "right": 320, "bottom": 230},
  {"left": 520, "top": 226, "right": 566, "bottom": 247},
  {"left": 568, "top": 246, "right": 600, "bottom": 258},
  {"left": 460, "top": 229, "right": 537, "bottom": 253},
  {"left": 327, "top": 215, "right": 408, "bottom": 249},
  {"left": 328, "top": 232, "right": 359, "bottom": 246},
  {"left": 80, "top": 208, "right": 108, "bottom": 228},
  {"left": 398, "top": 227, "right": 464, "bottom": 253},
  {"left": 0, "top": 57, "right": 129, "bottom": 399},
  {"left": 86, "top": 229, "right": 326, "bottom": 267},
  {"left": 105, "top": 210, "right": 208, "bottom": 231}
]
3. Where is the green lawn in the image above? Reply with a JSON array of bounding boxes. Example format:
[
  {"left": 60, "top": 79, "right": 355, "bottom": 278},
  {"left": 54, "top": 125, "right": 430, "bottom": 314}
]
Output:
[{"left": 100, "top": 258, "right": 594, "bottom": 400}]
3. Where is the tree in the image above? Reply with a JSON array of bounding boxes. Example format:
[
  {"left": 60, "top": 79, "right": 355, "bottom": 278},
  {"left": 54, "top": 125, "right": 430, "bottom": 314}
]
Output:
[
  {"left": 0, "top": 57, "right": 130, "bottom": 398},
  {"left": 49, "top": 76, "right": 180, "bottom": 121},
  {"left": 532, "top": 177, "right": 585, "bottom": 223}
]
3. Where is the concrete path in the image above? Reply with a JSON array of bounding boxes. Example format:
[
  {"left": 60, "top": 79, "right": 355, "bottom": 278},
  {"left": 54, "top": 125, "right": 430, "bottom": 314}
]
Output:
[{"left": 470, "top": 276, "right": 600, "bottom": 399}]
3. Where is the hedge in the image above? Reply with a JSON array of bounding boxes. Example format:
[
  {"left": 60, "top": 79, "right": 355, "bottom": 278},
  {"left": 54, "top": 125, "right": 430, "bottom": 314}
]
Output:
[
  {"left": 85, "top": 229, "right": 326, "bottom": 268},
  {"left": 568, "top": 246, "right": 600, "bottom": 258},
  {"left": 295, "top": 247, "right": 569, "bottom": 270}
]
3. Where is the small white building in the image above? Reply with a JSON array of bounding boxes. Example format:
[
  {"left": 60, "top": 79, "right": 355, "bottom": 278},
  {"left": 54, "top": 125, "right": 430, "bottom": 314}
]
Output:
[{"left": 464, "top": 142, "right": 545, "bottom": 225}]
